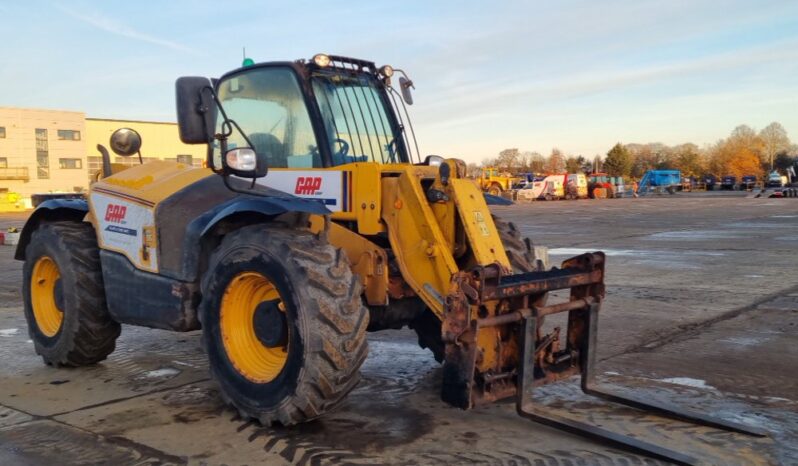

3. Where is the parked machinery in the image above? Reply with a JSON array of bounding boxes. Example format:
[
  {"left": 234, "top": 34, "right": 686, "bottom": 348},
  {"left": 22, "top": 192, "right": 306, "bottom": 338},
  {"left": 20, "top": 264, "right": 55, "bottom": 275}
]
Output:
[{"left": 477, "top": 167, "right": 520, "bottom": 196}]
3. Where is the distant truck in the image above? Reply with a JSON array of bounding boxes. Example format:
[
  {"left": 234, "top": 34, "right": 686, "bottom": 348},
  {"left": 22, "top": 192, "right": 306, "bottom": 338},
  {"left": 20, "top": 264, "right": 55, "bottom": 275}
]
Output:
[
  {"left": 702, "top": 174, "right": 718, "bottom": 191},
  {"left": 565, "top": 173, "right": 588, "bottom": 199},
  {"left": 637, "top": 170, "right": 681, "bottom": 194},
  {"left": 720, "top": 175, "right": 737, "bottom": 190},
  {"left": 516, "top": 174, "right": 564, "bottom": 201},
  {"left": 588, "top": 172, "right": 624, "bottom": 198},
  {"left": 477, "top": 167, "right": 520, "bottom": 196},
  {"left": 767, "top": 170, "right": 787, "bottom": 188},
  {"left": 739, "top": 175, "right": 757, "bottom": 191}
]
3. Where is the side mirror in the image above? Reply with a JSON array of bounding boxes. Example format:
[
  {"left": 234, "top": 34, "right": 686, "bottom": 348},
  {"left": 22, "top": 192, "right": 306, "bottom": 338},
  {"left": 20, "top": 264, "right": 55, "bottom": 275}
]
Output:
[
  {"left": 175, "top": 76, "right": 217, "bottom": 144},
  {"left": 109, "top": 128, "right": 142, "bottom": 156},
  {"left": 399, "top": 76, "right": 414, "bottom": 105},
  {"left": 223, "top": 148, "right": 267, "bottom": 178}
]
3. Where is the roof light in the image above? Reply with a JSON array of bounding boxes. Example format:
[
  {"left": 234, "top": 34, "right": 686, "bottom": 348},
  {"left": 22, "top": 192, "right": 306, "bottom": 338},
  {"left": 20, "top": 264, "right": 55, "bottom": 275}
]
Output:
[
  {"left": 313, "top": 53, "right": 331, "bottom": 68},
  {"left": 242, "top": 57, "right": 255, "bottom": 67},
  {"left": 379, "top": 65, "right": 394, "bottom": 78}
]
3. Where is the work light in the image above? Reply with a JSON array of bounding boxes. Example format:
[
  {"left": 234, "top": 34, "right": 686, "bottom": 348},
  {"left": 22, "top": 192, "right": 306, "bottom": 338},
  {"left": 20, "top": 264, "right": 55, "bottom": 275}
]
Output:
[
  {"left": 226, "top": 148, "right": 257, "bottom": 171},
  {"left": 379, "top": 65, "right": 394, "bottom": 78},
  {"left": 313, "top": 53, "right": 331, "bottom": 68}
]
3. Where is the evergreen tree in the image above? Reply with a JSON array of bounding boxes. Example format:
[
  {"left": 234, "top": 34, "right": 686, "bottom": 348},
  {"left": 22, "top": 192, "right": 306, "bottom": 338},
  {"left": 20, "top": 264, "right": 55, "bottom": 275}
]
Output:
[{"left": 604, "top": 143, "right": 632, "bottom": 177}]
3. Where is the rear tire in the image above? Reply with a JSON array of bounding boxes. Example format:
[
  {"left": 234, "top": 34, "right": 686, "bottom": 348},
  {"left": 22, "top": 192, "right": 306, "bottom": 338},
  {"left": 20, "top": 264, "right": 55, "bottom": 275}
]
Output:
[
  {"left": 200, "top": 224, "right": 369, "bottom": 425},
  {"left": 412, "top": 215, "right": 538, "bottom": 362},
  {"left": 23, "top": 222, "right": 120, "bottom": 366}
]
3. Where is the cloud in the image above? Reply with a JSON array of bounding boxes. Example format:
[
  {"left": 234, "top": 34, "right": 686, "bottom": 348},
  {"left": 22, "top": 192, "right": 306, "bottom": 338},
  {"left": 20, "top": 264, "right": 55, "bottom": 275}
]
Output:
[
  {"left": 419, "top": 37, "right": 798, "bottom": 122},
  {"left": 55, "top": 4, "right": 198, "bottom": 55}
]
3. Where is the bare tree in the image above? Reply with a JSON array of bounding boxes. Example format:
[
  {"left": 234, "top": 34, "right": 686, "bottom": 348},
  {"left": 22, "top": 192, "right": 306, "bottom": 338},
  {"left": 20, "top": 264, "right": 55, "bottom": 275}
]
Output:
[
  {"left": 759, "top": 122, "right": 791, "bottom": 171},
  {"left": 545, "top": 148, "right": 565, "bottom": 173},
  {"left": 495, "top": 148, "right": 520, "bottom": 172}
]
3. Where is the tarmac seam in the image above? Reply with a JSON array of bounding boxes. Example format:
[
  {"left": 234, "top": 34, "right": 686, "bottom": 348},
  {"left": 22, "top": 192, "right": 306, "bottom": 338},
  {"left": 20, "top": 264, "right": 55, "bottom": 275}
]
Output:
[
  {"left": 601, "top": 283, "right": 798, "bottom": 361},
  {"left": 47, "top": 377, "right": 211, "bottom": 418}
]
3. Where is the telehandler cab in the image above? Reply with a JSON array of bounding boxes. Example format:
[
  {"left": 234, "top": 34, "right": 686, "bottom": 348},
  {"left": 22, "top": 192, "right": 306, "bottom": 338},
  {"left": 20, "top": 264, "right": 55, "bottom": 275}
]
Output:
[{"left": 17, "top": 54, "right": 764, "bottom": 465}]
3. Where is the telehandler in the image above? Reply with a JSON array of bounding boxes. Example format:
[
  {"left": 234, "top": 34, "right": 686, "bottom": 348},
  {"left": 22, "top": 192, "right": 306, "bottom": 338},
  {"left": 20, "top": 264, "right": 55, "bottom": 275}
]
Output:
[{"left": 16, "top": 54, "right": 764, "bottom": 465}]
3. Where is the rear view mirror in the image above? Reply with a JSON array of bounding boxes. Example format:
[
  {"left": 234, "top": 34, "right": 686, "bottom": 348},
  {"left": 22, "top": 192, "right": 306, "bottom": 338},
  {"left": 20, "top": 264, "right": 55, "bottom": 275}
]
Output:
[
  {"left": 175, "top": 76, "right": 217, "bottom": 144},
  {"left": 399, "top": 76, "right": 414, "bottom": 105},
  {"left": 109, "top": 128, "right": 142, "bottom": 157}
]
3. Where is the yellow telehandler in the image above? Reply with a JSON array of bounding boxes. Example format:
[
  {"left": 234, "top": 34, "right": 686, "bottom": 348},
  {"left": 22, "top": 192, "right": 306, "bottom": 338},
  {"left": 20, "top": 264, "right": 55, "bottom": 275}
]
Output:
[{"left": 16, "top": 54, "right": 763, "bottom": 465}]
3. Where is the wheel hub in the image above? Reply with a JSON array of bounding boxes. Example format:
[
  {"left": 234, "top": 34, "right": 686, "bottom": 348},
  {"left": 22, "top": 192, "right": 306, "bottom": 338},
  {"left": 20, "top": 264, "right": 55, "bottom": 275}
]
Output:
[
  {"left": 54, "top": 278, "right": 65, "bottom": 311},
  {"left": 253, "top": 299, "right": 287, "bottom": 348}
]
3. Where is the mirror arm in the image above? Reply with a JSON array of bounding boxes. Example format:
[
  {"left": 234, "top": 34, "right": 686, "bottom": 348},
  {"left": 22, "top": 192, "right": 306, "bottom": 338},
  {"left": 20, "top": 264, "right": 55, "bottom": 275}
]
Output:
[{"left": 200, "top": 85, "right": 259, "bottom": 173}]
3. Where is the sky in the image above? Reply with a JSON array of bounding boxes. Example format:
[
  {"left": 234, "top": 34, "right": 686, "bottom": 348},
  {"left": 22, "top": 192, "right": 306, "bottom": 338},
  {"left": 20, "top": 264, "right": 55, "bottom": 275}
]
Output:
[{"left": 1, "top": 0, "right": 797, "bottom": 164}]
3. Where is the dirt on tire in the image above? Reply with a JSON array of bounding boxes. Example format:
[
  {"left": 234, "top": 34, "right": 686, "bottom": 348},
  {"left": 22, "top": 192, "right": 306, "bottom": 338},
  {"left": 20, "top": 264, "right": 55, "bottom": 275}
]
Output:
[
  {"left": 22, "top": 221, "right": 121, "bottom": 366},
  {"left": 199, "top": 224, "right": 369, "bottom": 425}
]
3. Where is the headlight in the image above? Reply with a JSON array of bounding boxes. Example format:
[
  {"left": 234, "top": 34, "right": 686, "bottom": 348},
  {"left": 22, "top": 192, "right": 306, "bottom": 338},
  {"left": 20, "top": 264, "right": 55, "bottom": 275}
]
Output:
[
  {"left": 226, "top": 148, "right": 257, "bottom": 171},
  {"left": 313, "top": 53, "right": 331, "bottom": 68},
  {"left": 379, "top": 65, "right": 394, "bottom": 78}
]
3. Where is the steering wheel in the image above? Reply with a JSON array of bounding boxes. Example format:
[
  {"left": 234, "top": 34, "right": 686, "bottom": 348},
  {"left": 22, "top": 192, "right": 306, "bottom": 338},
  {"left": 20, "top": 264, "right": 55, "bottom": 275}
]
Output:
[{"left": 332, "top": 138, "right": 350, "bottom": 160}]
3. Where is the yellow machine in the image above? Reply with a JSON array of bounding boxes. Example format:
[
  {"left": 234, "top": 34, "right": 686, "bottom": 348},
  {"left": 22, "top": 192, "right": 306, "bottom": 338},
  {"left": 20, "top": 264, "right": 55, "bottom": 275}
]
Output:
[
  {"left": 16, "top": 54, "right": 764, "bottom": 464},
  {"left": 477, "top": 167, "right": 519, "bottom": 196}
]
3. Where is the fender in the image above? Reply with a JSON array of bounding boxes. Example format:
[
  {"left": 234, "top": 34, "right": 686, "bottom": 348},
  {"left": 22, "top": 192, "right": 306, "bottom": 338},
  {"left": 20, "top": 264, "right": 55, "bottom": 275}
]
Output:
[
  {"left": 162, "top": 195, "right": 332, "bottom": 283},
  {"left": 199, "top": 196, "right": 330, "bottom": 237},
  {"left": 15, "top": 198, "right": 89, "bottom": 260}
]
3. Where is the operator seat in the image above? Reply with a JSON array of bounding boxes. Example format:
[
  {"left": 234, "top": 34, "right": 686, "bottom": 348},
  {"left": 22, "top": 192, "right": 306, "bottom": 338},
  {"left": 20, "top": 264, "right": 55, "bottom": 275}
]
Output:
[{"left": 249, "top": 133, "right": 287, "bottom": 168}]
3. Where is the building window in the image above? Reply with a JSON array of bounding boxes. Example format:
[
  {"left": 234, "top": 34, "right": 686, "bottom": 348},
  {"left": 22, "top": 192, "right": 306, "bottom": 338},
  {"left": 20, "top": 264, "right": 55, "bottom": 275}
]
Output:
[
  {"left": 0, "top": 127, "right": 5, "bottom": 138},
  {"left": 0, "top": 157, "right": 7, "bottom": 168},
  {"left": 57, "top": 129, "right": 81, "bottom": 141},
  {"left": 177, "top": 154, "right": 193, "bottom": 165},
  {"left": 36, "top": 128, "right": 49, "bottom": 179},
  {"left": 59, "top": 158, "right": 83, "bottom": 169}
]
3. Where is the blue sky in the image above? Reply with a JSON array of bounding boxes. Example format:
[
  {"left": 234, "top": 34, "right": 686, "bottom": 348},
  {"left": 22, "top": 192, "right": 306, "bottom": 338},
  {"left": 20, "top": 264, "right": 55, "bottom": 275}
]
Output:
[{"left": 1, "top": 0, "right": 797, "bottom": 163}]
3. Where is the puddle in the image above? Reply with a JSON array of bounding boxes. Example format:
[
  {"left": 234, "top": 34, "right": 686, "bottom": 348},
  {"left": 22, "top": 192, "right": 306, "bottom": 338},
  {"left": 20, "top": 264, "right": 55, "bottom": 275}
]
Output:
[
  {"left": 744, "top": 274, "right": 764, "bottom": 278},
  {"left": 137, "top": 368, "right": 180, "bottom": 380},
  {"left": 0, "top": 328, "right": 19, "bottom": 338},
  {"left": 658, "top": 377, "right": 717, "bottom": 390},
  {"left": 549, "top": 248, "right": 725, "bottom": 257},
  {"left": 771, "top": 215, "right": 798, "bottom": 218},
  {"left": 720, "top": 336, "right": 769, "bottom": 347},
  {"left": 646, "top": 230, "right": 743, "bottom": 240}
]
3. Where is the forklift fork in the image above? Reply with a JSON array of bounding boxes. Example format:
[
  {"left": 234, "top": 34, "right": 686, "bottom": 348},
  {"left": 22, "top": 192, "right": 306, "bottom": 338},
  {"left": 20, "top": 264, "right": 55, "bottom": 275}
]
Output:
[{"left": 444, "top": 252, "right": 766, "bottom": 466}]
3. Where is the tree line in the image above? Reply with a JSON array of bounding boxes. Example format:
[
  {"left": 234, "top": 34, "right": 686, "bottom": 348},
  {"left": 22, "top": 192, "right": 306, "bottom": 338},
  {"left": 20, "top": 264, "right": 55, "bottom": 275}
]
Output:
[{"left": 474, "top": 122, "right": 797, "bottom": 180}]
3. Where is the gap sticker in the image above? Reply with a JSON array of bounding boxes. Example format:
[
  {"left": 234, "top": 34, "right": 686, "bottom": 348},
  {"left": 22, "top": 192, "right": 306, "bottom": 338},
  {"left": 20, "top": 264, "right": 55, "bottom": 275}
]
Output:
[
  {"left": 256, "top": 170, "right": 350, "bottom": 212},
  {"left": 91, "top": 192, "right": 158, "bottom": 272}
]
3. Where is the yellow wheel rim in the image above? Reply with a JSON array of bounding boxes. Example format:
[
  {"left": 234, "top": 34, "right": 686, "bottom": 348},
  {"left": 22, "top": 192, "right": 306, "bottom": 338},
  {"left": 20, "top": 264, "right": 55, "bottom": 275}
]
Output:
[
  {"left": 31, "top": 256, "right": 64, "bottom": 337},
  {"left": 220, "top": 272, "right": 289, "bottom": 383}
]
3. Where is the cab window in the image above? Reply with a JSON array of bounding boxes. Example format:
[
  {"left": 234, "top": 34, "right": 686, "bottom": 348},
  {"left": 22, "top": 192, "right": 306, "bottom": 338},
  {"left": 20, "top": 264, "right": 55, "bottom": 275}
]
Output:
[{"left": 215, "top": 67, "right": 320, "bottom": 168}]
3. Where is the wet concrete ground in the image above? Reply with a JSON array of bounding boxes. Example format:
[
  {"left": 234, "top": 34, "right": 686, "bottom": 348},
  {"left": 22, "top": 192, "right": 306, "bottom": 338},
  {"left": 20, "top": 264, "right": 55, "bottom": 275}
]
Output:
[{"left": 0, "top": 194, "right": 796, "bottom": 465}]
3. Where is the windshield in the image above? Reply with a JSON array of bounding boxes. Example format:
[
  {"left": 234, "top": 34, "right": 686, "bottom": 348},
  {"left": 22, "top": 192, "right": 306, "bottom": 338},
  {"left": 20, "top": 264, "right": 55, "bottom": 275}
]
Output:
[
  {"left": 312, "top": 71, "right": 405, "bottom": 165},
  {"left": 214, "top": 67, "right": 320, "bottom": 168}
]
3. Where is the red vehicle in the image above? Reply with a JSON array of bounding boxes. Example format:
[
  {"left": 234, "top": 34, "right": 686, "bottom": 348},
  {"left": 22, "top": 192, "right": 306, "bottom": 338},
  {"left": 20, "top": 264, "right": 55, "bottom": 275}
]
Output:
[{"left": 588, "top": 172, "right": 617, "bottom": 198}]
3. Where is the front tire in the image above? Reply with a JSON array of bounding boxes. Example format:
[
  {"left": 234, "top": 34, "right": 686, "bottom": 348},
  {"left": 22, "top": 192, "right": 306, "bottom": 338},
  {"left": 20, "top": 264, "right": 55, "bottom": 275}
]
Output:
[
  {"left": 23, "top": 222, "right": 120, "bottom": 366},
  {"left": 200, "top": 224, "right": 369, "bottom": 425}
]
